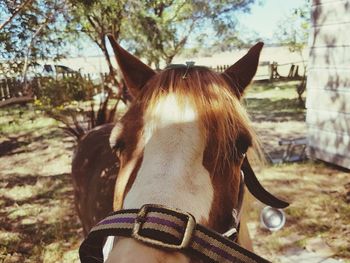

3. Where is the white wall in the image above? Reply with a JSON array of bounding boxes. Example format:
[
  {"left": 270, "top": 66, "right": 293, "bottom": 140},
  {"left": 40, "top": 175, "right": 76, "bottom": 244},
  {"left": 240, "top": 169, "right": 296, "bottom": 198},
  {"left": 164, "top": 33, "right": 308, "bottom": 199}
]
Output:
[{"left": 306, "top": 0, "right": 350, "bottom": 169}]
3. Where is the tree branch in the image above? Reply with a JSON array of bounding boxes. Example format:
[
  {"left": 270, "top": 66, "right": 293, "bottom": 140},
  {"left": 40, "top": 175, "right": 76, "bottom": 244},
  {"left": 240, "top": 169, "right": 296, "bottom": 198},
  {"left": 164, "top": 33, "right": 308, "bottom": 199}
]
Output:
[
  {"left": 0, "top": 0, "right": 34, "bottom": 31},
  {"left": 22, "top": 2, "right": 57, "bottom": 87}
]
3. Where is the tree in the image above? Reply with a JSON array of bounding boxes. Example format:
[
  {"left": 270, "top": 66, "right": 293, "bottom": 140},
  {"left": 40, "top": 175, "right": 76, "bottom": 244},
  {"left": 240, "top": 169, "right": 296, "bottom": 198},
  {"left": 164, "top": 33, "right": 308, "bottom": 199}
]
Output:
[
  {"left": 68, "top": 0, "right": 135, "bottom": 102},
  {"left": 122, "top": 0, "right": 257, "bottom": 68},
  {"left": 274, "top": 0, "right": 310, "bottom": 107},
  {"left": 69, "top": 0, "right": 257, "bottom": 71},
  {"left": 68, "top": 0, "right": 126, "bottom": 79},
  {"left": 0, "top": 0, "right": 72, "bottom": 81},
  {"left": 274, "top": 0, "right": 310, "bottom": 73},
  {"left": 1, "top": 0, "right": 259, "bottom": 97},
  {"left": 0, "top": 0, "right": 34, "bottom": 31},
  {"left": 64, "top": 0, "right": 258, "bottom": 104}
]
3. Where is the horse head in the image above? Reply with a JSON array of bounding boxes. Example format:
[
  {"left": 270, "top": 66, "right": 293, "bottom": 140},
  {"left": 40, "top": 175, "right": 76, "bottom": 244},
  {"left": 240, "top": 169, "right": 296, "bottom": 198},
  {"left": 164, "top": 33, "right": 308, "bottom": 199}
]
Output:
[
  {"left": 79, "top": 36, "right": 288, "bottom": 262},
  {"left": 103, "top": 36, "right": 263, "bottom": 262}
]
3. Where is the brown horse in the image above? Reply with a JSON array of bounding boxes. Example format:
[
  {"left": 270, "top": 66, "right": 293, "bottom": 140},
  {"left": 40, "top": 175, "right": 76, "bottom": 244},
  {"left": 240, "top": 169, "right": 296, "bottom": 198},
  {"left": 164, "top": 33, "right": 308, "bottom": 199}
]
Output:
[
  {"left": 77, "top": 36, "right": 288, "bottom": 262},
  {"left": 71, "top": 123, "right": 118, "bottom": 235}
]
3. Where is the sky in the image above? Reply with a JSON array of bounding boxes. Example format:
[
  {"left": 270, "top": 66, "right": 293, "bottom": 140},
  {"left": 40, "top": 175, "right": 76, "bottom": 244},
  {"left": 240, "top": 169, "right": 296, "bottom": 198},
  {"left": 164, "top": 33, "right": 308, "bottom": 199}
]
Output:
[
  {"left": 236, "top": 0, "right": 306, "bottom": 41},
  {"left": 71, "top": 0, "right": 307, "bottom": 57}
]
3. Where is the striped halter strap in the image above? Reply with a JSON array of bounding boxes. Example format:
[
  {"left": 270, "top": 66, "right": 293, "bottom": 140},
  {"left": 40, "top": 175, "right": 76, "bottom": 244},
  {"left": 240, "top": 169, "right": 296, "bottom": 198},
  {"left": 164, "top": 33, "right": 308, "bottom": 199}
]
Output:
[{"left": 79, "top": 158, "right": 288, "bottom": 263}]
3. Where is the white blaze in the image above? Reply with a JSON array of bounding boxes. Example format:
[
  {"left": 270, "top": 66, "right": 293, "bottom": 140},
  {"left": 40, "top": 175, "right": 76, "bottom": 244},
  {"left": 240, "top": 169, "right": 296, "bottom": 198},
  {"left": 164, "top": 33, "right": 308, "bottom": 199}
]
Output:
[{"left": 123, "top": 93, "right": 214, "bottom": 222}]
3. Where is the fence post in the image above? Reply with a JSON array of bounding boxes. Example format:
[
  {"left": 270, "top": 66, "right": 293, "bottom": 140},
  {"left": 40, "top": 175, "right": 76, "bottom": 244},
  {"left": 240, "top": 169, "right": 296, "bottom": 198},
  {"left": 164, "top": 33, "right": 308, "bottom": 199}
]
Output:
[
  {"left": 269, "top": 62, "right": 280, "bottom": 81},
  {"left": 5, "top": 78, "right": 11, "bottom": 99},
  {"left": 0, "top": 79, "right": 5, "bottom": 100},
  {"left": 294, "top": 66, "right": 299, "bottom": 78},
  {"left": 36, "top": 77, "right": 42, "bottom": 98},
  {"left": 288, "top": 65, "right": 295, "bottom": 78},
  {"left": 7, "top": 78, "right": 11, "bottom": 98}
]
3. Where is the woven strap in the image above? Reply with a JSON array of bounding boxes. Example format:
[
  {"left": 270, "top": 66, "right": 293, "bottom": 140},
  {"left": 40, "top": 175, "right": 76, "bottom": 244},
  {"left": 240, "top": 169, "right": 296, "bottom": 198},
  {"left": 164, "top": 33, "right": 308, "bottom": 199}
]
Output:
[
  {"left": 242, "top": 157, "right": 289, "bottom": 209},
  {"left": 79, "top": 205, "right": 270, "bottom": 263}
]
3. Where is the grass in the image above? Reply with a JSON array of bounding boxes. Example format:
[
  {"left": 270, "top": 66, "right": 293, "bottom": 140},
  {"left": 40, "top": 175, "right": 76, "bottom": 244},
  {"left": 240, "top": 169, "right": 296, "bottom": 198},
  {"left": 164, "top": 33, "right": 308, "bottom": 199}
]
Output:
[
  {"left": 247, "top": 162, "right": 350, "bottom": 262},
  {"left": 1, "top": 80, "right": 349, "bottom": 262},
  {"left": 0, "top": 104, "right": 81, "bottom": 262},
  {"left": 247, "top": 81, "right": 302, "bottom": 99},
  {"left": 0, "top": 105, "right": 58, "bottom": 135},
  {"left": 244, "top": 80, "right": 306, "bottom": 123}
]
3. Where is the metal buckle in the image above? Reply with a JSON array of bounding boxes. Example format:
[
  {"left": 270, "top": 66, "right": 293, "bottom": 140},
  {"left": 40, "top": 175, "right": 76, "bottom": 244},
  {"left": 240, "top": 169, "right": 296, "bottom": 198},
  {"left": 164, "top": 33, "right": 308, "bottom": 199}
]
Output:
[
  {"left": 132, "top": 204, "right": 196, "bottom": 250},
  {"left": 223, "top": 227, "right": 237, "bottom": 238}
]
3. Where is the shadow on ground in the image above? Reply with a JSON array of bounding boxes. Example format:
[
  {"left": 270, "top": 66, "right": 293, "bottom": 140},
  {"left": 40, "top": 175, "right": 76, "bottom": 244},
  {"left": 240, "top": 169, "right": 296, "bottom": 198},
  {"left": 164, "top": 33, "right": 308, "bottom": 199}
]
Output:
[
  {"left": 0, "top": 109, "right": 81, "bottom": 262},
  {"left": 1, "top": 82, "right": 349, "bottom": 262}
]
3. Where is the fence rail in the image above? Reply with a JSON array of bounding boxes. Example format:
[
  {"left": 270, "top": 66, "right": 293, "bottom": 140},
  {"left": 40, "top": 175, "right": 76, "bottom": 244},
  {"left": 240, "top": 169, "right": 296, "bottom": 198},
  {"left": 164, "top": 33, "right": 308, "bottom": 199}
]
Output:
[
  {"left": 212, "top": 61, "right": 303, "bottom": 81},
  {"left": 0, "top": 62, "right": 304, "bottom": 106},
  {"left": 0, "top": 73, "right": 109, "bottom": 100}
]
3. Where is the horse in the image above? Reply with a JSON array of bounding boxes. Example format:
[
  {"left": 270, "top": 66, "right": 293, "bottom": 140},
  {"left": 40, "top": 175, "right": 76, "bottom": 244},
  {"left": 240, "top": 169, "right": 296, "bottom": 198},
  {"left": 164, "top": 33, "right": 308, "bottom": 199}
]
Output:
[
  {"left": 78, "top": 35, "right": 288, "bottom": 262},
  {"left": 71, "top": 123, "right": 118, "bottom": 236}
]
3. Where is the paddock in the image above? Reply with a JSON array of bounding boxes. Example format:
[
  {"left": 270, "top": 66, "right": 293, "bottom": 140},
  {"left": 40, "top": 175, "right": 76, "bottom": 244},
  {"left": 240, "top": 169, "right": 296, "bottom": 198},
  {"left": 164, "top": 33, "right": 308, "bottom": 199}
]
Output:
[{"left": 1, "top": 80, "right": 349, "bottom": 262}]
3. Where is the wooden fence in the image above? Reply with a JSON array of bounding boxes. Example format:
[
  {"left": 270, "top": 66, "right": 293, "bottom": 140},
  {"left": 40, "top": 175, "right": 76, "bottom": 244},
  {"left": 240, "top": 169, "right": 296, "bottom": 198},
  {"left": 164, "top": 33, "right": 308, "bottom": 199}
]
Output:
[
  {"left": 0, "top": 62, "right": 303, "bottom": 106},
  {"left": 213, "top": 61, "right": 303, "bottom": 81},
  {"left": 0, "top": 72, "right": 111, "bottom": 107},
  {"left": 0, "top": 78, "right": 23, "bottom": 100}
]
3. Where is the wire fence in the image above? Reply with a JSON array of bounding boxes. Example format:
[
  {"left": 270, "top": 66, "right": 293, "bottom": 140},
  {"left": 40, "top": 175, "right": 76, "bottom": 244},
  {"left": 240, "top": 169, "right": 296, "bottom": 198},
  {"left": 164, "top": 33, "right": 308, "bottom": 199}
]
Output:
[{"left": 0, "top": 62, "right": 304, "bottom": 106}]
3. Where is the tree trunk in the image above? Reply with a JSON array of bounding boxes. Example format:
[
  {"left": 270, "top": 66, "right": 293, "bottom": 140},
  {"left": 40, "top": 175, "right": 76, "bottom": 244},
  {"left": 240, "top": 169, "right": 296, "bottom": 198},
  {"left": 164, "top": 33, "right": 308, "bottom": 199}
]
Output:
[
  {"left": 297, "top": 74, "right": 306, "bottom": 108},
  {"left": 0, "top": 0, "right": 34, "bottom": 31},
  {"left": 101, "top": 36, "right": 116, "bottom": 79},
  {"left": 164, "top": 55, "right": 175, "bottom": 66},
  {"left": 22, "top": 14, "right": 52, "bottom": 95}
]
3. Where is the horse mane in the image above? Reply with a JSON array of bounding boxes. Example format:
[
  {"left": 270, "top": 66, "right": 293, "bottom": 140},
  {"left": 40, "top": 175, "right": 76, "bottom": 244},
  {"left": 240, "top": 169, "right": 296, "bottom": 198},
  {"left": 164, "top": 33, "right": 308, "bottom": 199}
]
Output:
[{"left": 137, "top": 66, "right": 263, "bottom": 174}]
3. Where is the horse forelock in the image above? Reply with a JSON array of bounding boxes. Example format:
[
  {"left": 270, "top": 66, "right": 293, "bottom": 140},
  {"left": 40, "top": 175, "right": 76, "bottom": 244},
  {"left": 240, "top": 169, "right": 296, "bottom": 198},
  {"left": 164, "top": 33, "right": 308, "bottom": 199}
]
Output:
[{"left": 140, "top": 67, "right": 259, "bottom": 170}]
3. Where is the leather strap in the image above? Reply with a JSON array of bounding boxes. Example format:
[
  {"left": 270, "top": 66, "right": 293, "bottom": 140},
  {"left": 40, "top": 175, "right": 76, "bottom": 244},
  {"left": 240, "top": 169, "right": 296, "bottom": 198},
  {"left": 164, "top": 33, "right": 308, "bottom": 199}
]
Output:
[
  {"left": 242, "top": 157, "right": 289, "bottom": 209},
  {"left": 79, "top": 204, "right": 270, "bottom": 263}
]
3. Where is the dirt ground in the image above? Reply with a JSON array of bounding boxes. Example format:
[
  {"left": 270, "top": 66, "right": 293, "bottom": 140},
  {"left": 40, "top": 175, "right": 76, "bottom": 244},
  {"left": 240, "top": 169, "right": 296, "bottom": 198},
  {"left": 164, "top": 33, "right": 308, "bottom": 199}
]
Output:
[
  {"left": 246, "top": 83, "right": 350, "bottom": 262},
  {"left": 0, "top": 82, "right": 349, "bottom": 262},
  {"left": 0, "top": 107, "right": 81, "bottom": 262}
]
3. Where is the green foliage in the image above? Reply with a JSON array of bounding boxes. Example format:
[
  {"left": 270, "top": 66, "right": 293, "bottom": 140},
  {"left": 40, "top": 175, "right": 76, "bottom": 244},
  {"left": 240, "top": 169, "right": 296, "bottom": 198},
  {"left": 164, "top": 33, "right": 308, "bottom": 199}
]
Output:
[
  {"left": 273, "top": 0, "right": 310, "bottom": 105},
  {"left": 274, "top": 0, "right": 310, "bottom": 54},
  {"left": 69, "top": 0, "right": 257, "bottom": 69},
  {"left": 0, "top": 0, "right": 260, "bottom": 116},
  {"left": 1, "top": 0, "right": 259, "bottom": 77},
  {"left": 121, "top": 0, "right": 257, "bottom": 68},
  {"left": 69, "top": 0, "right": 125, "bottom": 46},
  {"left": 33, "top": 76, "right": 94, "bottom": 107},
  {"left": 0, "top": 0, "right": 73, "bottom": 75},
  {"left": 67, "top": 0, "right": 126, "bottom": 77}
]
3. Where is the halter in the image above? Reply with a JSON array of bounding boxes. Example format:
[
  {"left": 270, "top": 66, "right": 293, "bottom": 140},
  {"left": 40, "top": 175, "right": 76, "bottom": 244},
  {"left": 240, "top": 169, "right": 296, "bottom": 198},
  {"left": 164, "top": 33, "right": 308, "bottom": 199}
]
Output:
[{"left": 79, "top": 157, "right": 288, "bottom": 263}]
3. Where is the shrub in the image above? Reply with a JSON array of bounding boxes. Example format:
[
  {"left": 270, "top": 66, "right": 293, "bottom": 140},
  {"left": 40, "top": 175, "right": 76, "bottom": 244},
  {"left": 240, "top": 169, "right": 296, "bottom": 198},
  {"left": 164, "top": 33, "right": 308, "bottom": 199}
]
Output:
[{"left": 33, "top": 75, "right": 95, "bottom": 107}]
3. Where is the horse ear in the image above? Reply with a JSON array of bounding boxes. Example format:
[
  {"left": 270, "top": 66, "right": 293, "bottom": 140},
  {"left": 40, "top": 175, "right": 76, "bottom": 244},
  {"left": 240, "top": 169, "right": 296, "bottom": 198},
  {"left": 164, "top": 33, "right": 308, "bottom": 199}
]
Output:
[
  {"left": 223, "top": 42, "right": 264, "bottom": 96},
  {"left": 107, "top": 35, "right": 155, "bottom": 97}
]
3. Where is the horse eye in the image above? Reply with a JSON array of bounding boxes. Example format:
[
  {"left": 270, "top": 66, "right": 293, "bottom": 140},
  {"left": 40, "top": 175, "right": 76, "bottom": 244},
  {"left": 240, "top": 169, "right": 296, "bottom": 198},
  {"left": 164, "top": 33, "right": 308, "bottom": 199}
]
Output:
[
  {"left": 239, "top": 151, "right": 247, "bottom": 159},
  {"left": 229, "top": 145, "right": 247, "bottom": 162},
  {"left": 112, "top": 140, "right": 125, "bottom": 157},
  {"left": 234, "top": 147, "right": 247, "bottom": 160},
  {"left": 235, "top": 142, "right": 250, "bottom": 160}
]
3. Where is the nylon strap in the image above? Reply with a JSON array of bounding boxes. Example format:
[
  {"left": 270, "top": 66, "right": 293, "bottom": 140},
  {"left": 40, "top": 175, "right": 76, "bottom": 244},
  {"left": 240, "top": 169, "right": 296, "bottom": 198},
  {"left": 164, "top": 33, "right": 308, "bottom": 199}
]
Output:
[
  {"left": 79, "top": 205, "right": 270, "bottom": 263},
  {"left": 242, "top": 158, "right": 289, "bottom": 209}
]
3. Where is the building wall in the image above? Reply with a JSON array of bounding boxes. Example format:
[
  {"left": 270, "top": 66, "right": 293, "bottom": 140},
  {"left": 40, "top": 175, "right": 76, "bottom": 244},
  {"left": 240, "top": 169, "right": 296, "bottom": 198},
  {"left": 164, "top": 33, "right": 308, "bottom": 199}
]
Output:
[{"left": 306, "top": 0, "right": 350, "bottom": 168}]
